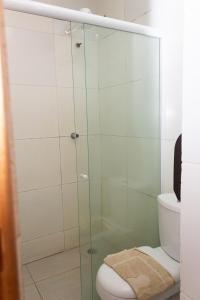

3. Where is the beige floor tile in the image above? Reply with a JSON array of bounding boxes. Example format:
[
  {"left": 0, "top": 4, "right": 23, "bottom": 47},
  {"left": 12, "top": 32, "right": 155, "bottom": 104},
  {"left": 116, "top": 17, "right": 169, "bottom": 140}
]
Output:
[
  {"left": 24, "top": 284, "right": 42, "bottom": 300},
  {"left": 36, "top": 268, "right": 81, "bottom": 300},
  {"left": 27, "top": 249, "right": 80, "bottom": 282},
  {"left": 23, "top": 266, "right": 34, "bottom": 286}
]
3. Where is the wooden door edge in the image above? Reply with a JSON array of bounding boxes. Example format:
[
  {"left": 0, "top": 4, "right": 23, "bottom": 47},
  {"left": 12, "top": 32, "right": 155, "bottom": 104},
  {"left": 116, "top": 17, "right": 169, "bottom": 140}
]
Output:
[{"left": 0, "top": 1, "right": 21, "bottom": 299}]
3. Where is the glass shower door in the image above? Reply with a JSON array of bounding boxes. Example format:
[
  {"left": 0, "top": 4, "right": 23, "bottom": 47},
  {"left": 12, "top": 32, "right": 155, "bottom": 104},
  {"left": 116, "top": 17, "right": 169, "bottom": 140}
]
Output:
[{"left": 72, "top": 23, "right": 161, "bottom": 300}]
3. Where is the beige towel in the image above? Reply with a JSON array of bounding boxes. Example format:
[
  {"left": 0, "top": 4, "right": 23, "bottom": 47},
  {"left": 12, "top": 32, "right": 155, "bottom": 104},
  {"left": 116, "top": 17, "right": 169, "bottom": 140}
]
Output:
[{"left": 104, "top": 248, "right": 175, "bottom": 300}]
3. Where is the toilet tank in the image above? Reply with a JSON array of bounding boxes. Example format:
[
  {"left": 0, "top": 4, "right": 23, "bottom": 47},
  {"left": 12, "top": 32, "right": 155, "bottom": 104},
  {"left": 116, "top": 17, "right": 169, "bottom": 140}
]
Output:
[{"left": 158, "top": 193, "right": 181, "bottom": 262}]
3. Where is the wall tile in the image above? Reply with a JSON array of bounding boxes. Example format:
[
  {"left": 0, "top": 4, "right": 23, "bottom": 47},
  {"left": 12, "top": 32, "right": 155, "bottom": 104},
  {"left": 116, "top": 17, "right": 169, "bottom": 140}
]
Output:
[
  {"left": 5, "top": 9, "right": 54, "bottom": 33},
  {"left": 161, "top": 139, "right": 175, "bottom": 193},
  {"left": 181, "top": 163, "right": 200, "bottom": 300},
  {"left": 6, "top": 27, "right": 56, "bottom": 85},
  {"left": 77, "top": 181, "right": 90, "bottom": 228},
  {"left": 19, "top": 187, "right": 63, "bottom": 241},
  {"left": 134, "top": 11, "right": 160, "bottom": 27},
  {"left": 74, "top": 88, "right": 87, "bottom": 135},
  {"left": 124, "top": 0, "right": 156, "bottom": 21},
  {"left": 161, "top": 39, "right": 183, "bottom": 140},
  {"left": 99, "top": 31, "right": 127, "bottom": 88},
  {"left": 11, "top": 85, "right": 58, "bottom": 139},
  {"left": 99, "top": 85, "right": 128, "bottom": 136},
  {"left": 181, "top": 2, "right": 200, "bottom": 299},
  {"left": 183, "top": 100, "right": 200, "bottom": 163},
  {"left": 87, "top": 135, "right": 101, "bottom": 181},
  {"left": 60, "top": 137, "right": 77, "bottom": 183},
  {"left": 99, "top": 80, "right": 159, "bottom": 138},
  {"left": 76, "top": 136, "right": 88, "bottom": 182},
  {"left": 22, "top": 232, "right": 64, "bottom": 264},
  {"left": 127, "top": 137, "right": 160, "bottom": 197},
  {"left": 180, "top": 294, "right": 191, "bottom": 300},
  {"left": 102, "top": 178, "right": 127, "bottom": 230},
  {"left": 71, "top": 26, "right": 86, "bottom": 88},
  {"left": 63, "top": 183, "right": 78, "bottom": 230},
  {"left": 15, "top": 138, "right": 61, "bottom": 191},
  {"left": 101, "top": 136, "right": 127, "bottom": 181},
  {"left": 159, "top": 1, "right": 183, "bottom": 141},
  {"left": 54, "top": 34, "right": 73, "bottom": 87},
  {"left": 64, "top": 228, "right": 80, "bottom": 250},
  {"left": 57, "top": 87, "right": 75, "bottom": 136},
  {"left": 95, "top": 0, "right": 124, "bottom": 19},
  {"left": 54, "top": 20, "right": 70, "bottom": 36},
  {"left": 127, "top": 189, "right": 159, "bottom": 247},
  {"left": 84, "top": 30, "right": 99, "bottom": 89},
  {"left": 86, "top": 88, "right": 100, "bottom": 135},
  {"left": 127, "top": 80, "right": 160, "bottom": 138}
]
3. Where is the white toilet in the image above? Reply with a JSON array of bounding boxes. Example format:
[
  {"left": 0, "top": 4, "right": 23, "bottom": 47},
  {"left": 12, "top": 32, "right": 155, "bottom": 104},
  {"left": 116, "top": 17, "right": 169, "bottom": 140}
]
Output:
[{"left": 96, "top": 193, "right": 181, "bottom": 300}]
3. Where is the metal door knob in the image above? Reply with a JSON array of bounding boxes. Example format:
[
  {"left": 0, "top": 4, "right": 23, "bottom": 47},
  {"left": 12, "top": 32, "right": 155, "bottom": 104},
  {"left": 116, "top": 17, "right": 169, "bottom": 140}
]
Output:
[{"left": 71, "top": 132, "right": 79, "bottom": 139}]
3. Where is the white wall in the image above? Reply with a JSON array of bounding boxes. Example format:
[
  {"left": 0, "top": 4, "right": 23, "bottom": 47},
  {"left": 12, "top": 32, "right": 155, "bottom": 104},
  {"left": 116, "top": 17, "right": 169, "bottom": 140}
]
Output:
[
  {"left": 181, "top": 1, "right": 200, "bottom": 299},
  {"left": 34, "top": 0, "right": 183, "bottom": 195},
  {"left": 97, "top": 28, "right": 160, "bottom": 247},
  {"left": 89, "top": 0, "right": 183, "bottom": 195},
  {"left": 5, "top": 0, "right": 183, "bottom": 264},
  {"left": 123, "top": 0, "right": 183, "bottom": 195},
  {"left": 5, "top": 10, "right": 87, "bottom": 263}
]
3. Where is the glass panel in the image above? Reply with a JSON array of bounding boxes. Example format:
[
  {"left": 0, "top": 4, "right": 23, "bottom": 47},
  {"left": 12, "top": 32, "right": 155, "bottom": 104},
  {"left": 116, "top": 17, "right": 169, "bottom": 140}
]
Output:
[
  {"left": 70, "top": 22, "right": 92, "bottom": 300},
  {"left": 73, "top": 23, "right": 160, "bottom": 300}
]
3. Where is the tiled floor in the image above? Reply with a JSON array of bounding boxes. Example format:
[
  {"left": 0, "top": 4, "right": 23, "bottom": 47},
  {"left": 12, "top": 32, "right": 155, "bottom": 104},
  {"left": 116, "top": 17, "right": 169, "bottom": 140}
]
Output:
[
  {"left": 22, "top": 248, "right": 180, "bottom": 300},
  {"left": 22, "top": 248, "right": 81, "bottom": 300}
]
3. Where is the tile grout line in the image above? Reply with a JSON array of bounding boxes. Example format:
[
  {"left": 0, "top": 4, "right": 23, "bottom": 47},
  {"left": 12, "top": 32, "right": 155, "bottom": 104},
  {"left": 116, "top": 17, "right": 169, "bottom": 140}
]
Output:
[
  {"left": 34, "top": 265, "right": 81, "bottom": 286},
  {"left": 25, "top": 247, "right": 79, "bottom": 266},
  {"left": 24, "top": 265, "right": 43, "bottom": 300}
]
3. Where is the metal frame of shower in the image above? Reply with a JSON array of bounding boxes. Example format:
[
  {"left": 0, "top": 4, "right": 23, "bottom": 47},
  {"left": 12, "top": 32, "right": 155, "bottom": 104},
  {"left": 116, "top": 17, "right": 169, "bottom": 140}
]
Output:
[{"left": 3, "top": 0, "right": 161, "bottom": 38}]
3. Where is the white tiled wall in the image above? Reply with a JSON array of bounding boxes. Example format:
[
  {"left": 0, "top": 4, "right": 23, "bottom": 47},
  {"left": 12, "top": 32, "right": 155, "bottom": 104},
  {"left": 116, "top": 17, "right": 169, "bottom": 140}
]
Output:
[
  {"left": 81, "top": 0, "right": 181, "bottom": 196},
  {"left": 5, "top": 0, "right": 183, "bottom": 264},
  {"left": 123, "top": 0, "right": 183, "bottom": 194},
  {"left": 90, "top": 0, "right": 183, "bottom": 194},
  {"left": 96, "top": 26, "right": 160, "bottom": 249},
  {"left": 5, "top": 10, "right": 82, "bottom": 263},
  {"left": 181, "top": 1, "right": 200, "bottom": 299}
]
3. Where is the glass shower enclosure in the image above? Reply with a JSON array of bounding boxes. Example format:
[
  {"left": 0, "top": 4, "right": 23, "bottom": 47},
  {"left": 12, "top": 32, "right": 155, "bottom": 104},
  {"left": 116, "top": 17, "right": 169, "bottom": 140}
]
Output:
[
  {"left": 4, "top": 0, "right": 160, "bottom": 298},
  {"left": 71, "top": 23, "right": 160, "bottom": 300}
]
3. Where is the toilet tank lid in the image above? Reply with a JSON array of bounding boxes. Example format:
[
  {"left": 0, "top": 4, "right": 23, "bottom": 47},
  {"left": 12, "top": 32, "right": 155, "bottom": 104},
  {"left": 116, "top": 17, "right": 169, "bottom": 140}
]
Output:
[{"left": 158, "top": 193, "right": 181, "bottom": 213}]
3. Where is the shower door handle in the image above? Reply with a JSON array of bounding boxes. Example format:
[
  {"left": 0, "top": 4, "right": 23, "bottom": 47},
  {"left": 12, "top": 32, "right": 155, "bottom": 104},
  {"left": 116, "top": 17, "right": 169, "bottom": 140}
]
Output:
[
  {"left": 80, "top": 173, "right": 88, "bottom": 180},
  {"left": 71, "top": 132, "right": 79, "bottom": 140}
]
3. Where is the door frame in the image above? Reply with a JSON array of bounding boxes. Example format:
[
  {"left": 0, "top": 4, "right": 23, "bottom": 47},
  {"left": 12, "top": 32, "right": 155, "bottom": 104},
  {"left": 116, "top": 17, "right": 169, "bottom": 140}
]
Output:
[{"left": 0, "top": 1, "right": 21, "bottom": 299}]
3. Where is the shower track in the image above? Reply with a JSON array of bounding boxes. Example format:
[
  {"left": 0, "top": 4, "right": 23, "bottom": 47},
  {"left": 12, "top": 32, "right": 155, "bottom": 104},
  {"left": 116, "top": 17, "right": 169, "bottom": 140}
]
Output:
[{"left": 3, "top": 0, "right": 160, "bottom": 38}]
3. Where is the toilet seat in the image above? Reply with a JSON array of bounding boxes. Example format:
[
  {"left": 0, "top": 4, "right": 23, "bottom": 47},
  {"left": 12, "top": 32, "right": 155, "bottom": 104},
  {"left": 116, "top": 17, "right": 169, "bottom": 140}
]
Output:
[{"left": 96, "top": 246, "right": 180, "bottom": 300}]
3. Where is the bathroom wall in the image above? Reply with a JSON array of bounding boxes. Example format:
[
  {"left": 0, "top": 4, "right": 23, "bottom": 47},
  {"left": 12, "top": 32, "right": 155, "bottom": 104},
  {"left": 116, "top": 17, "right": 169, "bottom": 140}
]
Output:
[
  {"left": 4, "top": 10, "right": 88, "bottom": 263},
  {"left": 96, "top": 29, "right": 160, "bottom": 248},
  {"left": 124, "top": 0, "right": 183, "bottom": 195},
  {"left": 32, "top": 0, "right": 183, "bottom": 196},
  {"left": 181, "top": 1, "right": 200, "bottom": 299},
  {"left": 85, "top": 0, "right": 183, "bottom": 196},
  {"left": 62, "top": 0, "right": 183, "bottom": 198},
  {"left": 5, "top": 0, "right": 183, "bottom": 264}
]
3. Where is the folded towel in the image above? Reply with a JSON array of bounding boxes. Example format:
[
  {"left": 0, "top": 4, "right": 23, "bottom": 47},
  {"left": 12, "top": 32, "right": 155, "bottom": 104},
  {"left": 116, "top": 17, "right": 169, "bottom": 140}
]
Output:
[{"left": 104, "top": 248, "right": 175, "bottom": 300}]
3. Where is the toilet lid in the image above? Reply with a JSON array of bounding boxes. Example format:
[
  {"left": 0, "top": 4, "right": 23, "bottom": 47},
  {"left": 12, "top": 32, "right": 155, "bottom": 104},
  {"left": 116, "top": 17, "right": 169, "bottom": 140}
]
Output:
[
  {"left": 96, "top": 246, "right": 180, "bottom": 299},
  {"left": 97, "top": 263, "right": 137, "bottom": 299}
]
